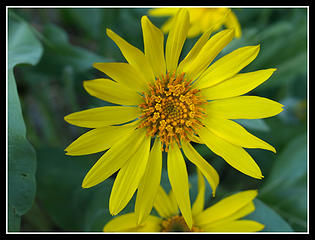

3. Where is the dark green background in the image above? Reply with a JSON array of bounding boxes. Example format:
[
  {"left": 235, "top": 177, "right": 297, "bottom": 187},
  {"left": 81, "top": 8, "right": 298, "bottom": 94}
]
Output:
[{"left": 8, "top": 7, "right": 307, "bottom": 232}]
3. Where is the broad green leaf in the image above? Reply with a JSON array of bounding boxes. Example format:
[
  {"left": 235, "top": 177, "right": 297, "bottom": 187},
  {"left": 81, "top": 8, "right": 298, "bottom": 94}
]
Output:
[
  {"left": 59, "top": 8, "right": 108, "bottom": 40},
  {"left": 234, "top": 119, "right": 270, "bottom": 132},
  {"left": 82, "top": 184, "right": 113, "bottom": 232},
  {"left": 36, "top": 147, "right": 137, "bottom": 231},
  {"left": 261, "top": 133, "right": 307, "bottom": 192},
  {"left": 245, "top": 198, "right": 293, "bottom": 232},
  {"left": 8, "top": 13, "right": 43, "bottom": 69},
  {"left": 260, "top": 133, "right": 307, "bottom": 231},
  {"left": 35, "top": 147, "right": 94, "bottom": 230},
  {"left": 35, "top": 23, "right": 111, "bottom": 74},
  {"left": 271, "top": 177, "right": 307, "bottom": 231},
  {"left": 8, "top": 12, "right": 42, "bottom": 231}
]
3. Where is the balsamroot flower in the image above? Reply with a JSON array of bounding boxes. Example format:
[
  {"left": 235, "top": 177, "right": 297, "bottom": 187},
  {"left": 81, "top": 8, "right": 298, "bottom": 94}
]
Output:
[
  {"left": 64, "top": 9, "right": 283, "bottom": 228},
  {"left": 103, "top": 170, "right": 264, "bottom": 232},
  {"left": 148, "top": 7, "right": 242, "bottom": 38}
]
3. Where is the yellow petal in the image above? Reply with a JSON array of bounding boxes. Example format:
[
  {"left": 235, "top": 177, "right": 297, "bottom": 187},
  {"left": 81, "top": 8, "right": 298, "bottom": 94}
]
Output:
[
  {"left": 93, "top": 62, "right": 148, "bottom": 93},
  {"left": 103, "top": 212, "right": 162, "bottom": 232},
  {"left": 201, "top": 69, "right": 277, "bottom": 100},
  {"left": 184, "top": 29, "right": 234, "bottom": 81},
  {"left": 202, "top": 220, "right": 264, "bottom": 232},
  {"left": 187, "top": 21, "right": 203, "bottom": 38},
  {"left": 197, "top": 126, "right": 263, "bottom": 179},
  {"left": 136, "top": 215, "right": 163, "bottom": 232},
  {"left": 154, "top": 186, "right": 179, "bottom": 218},
  {"left": 188, "top": 8, "right": 206, "bottom": 23},
  {"left": 65, "top": 121, "right": 138, "bottom": 156},
  {"left": 141, "top": 16, "right": 166, "bottom": 79},
  {"left": 202, "top": 117, "right": 276, "bottom": 153},
  {"left": 81, "top": 128, "right": 146, "bottom": 188},
  {"left": 167, "top": 189, "right": 179, "bottom": 213},
  {"left": 83, "top": 78, "right": 142, "bottom": 106},
  {"left": 64, "top": 106, "right": 141, "bottom": 128},
  {"left": 202, "top": 8, "right": 231, "bottom": 32},
  {"left": 167, "top": 142, "right": 192, "bottom": 228},
  {"left": 109, "top": 133, "right": 151, "bottom": 215},
  {"left": 188, "top": 134, "right": 203, "bottom": 144},
  {"left": 194, "top": 190, "right": 258, "bottom": 226},
  {"left": 177, "top": 27, "right": 213, "bottom": 73},
  {"left": 195, "top": 45, "right": 260, "bottom": 89},
  {"left": 165, "top": 8, "right": 189, "bottom": 73},
  {"left": 181, "top": 140, "right": 219, "bottom": 196},
  {"left": 191, "top": 169, "right": 206, "bottom": 216},
  {"left": 225, "top": 11, "right": 242, "bottom": 38},
  {"left": 204, "top": 96, "right": 284, "bottom": 119},
  {"left": 135, "top": 138, "right": 162, "bottom": 224},
  {"left": 106, "top": 28, "right": 155, "bottom": 83},
  {"left": 148, "top": 8, "right": 179, "bottom": 17},
  {"left": 103, "top": 213, "right": 138, "bottom": 232},
  {"left": 207, "top": 201, "right": 255, "bottom": 227}
]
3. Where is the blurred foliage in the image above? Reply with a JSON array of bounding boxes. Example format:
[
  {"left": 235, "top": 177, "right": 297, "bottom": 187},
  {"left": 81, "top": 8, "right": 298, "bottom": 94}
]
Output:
[{"left": 7, "top": 7, "right": 307, "bottom": 232}]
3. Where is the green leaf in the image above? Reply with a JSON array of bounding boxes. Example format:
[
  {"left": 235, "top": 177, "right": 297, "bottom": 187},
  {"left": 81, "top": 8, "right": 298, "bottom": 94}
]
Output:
[
  {"left": 36, "top": 23, "right": 112, "bottom": 74},
  {"left": 8, "top": 13, "right": 44, "bottom": 69},
  {"left": 265, "top": 177, "right": 307, "bottom": 231},
  {"left": 36, "top": 147, "right": 114, "bottom": 231},
  {"left": 245, "top": 198, "right": 293, "bottom": 232},
  {"left": 82, "top": 185, "right": 113, "bottom": 232},
  {"left": 8, "top": 12, "right": 43, "bottom": 231},
  {"left": 260, "top": 133, "right": 307, "bottom": 231},
  {"left": 59, "top": 8, "right": 109, "bottom": 40},
  {"left": 234, "top": 119, "right": 270, "bottom": 132},
  {"left": 36, "top": 147, "right": 92, "bottom": 230},
  {"left": 261, "top": 133, "right": 307, "bottom": 192}
]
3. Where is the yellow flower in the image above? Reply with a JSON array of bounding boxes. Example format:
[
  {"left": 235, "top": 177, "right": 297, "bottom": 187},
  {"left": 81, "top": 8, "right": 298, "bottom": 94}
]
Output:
[
  {"left": 103, "top": 170, "right": 264, "bottom": 232},
  {"left": 148, "top": 7, "right": 242, "bottom": 38},
  {"left": 64, "top": 9, "right": 283, "bottom": 228}
]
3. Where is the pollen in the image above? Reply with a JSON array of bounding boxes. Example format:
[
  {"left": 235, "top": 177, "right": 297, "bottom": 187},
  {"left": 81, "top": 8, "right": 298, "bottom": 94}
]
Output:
[
  {"left": 138, "top": 72, "right": 206, "bottom": 151},
  {"left": 161, "top": 215, "right": 203, "bottom": 232}
]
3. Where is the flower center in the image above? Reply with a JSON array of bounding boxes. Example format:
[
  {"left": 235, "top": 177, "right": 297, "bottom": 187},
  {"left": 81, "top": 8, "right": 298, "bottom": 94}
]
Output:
[
  {"left": 161, "top": 216, "right": 202, "bottom": 232},
  {"left": 138, "top": 72, "right": 206, "bottom": 151}
]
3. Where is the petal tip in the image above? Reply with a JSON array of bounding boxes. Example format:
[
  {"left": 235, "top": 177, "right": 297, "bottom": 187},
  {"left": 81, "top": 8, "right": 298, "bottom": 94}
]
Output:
[
  {"left": 64, "top": 114, "right": 71, "bottom": 123},
  {"left": 109, "top": 203, "right": 119, "bottom": 216},
  {"left": 82, "top": 80, "right": 88, "bottom": 87},
  {"left": 252, "top": 189, "right": 259, "bottom": 196},
  {"left": 92, "top": 62, "right": 100, "bottom": 69},
  {"left": 253, "top": 44, "right": 261, "bottom": 55},
  {"left": 136, "top": 214, "right": 146, "bottom": 226},
  {"left": 225, "top": 28, "right": 235, "bottom": 38},
  {"left": 141, "top": 15, "right": 149, "bottom": 22},
  {"left": 106, "top": 28, "right": 114, "bottom": 38},
  {"left": 82, "top": 178, "right": 93, "bottom": 189},
  {"left": 245, "top": 189, "right": 259, "bottom": 199},
  {"left": 82, "top": 80, "right": 93, "bottom": 94}
]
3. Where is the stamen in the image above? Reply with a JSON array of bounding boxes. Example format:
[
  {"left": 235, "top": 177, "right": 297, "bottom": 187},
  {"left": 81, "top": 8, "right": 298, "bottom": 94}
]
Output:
[
  {"left": 138, "top": 72, "right": 206, "bottom": 151},
  {"left": 161, "top": 215, "right": 203, "bottom": 232}
]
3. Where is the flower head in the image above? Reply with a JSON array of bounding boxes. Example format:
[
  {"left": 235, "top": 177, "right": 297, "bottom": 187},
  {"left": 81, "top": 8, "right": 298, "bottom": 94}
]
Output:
[
  {"left": 148, "top": 7, "right": 242, "bottom": 38},
  {"left": 138, "top": 71, "right": 207, "bottom": 151},
  {"left": 64, "top": 9, "right": 283, "bottom": 228},
  {"left": 103, "top": 170, "right": 264, "bottom": 232}
]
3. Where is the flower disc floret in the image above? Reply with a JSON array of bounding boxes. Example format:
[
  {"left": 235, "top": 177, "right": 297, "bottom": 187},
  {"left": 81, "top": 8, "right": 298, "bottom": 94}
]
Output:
[
  {"left": 138, "top": 72, "right": 206, "bottom": 151},
  {"left": 161, "top": 215, "right": 202, "bottom": 232}
]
